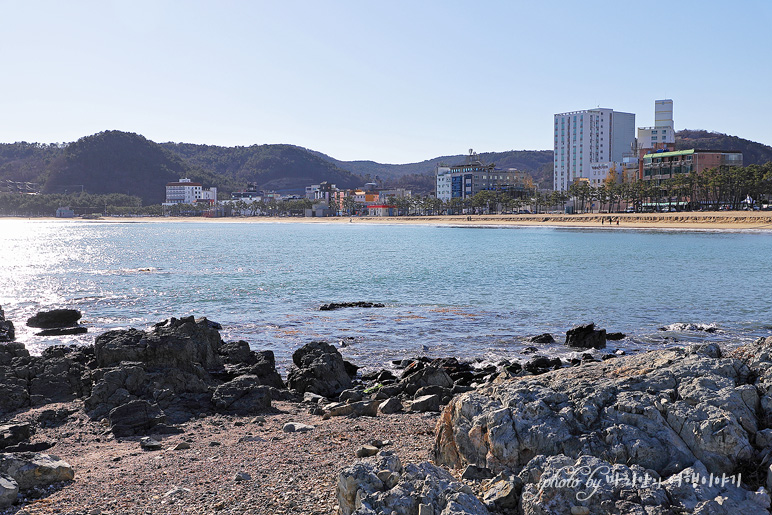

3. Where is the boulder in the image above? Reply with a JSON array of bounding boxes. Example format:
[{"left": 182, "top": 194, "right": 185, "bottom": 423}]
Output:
[
  {"left": 565, "top": 323, "right": 606, "bottom": 349},
  {"left": 323, "top": 400, "right": 379, "bottom": 419},
  {"left": 286, "top": 341, "right": 352, "bottom": 397},
  {"left": 409, "top": 394, "right": 440, "bottom": 413},
  {"left": 336, "top": 450, "right": 489, "bottom": 515},
  {"left": 527, "top": 333, "right": 555, "bottom": 344},
  {"left": 378, "top": 398, "right": 403, "bottom": 415},
  {"left": 0, "top": 321, "right": 14, "bottom": 342},
  {"left": 0, "top": 474, "right": 18, "bottom": 509},
  {"left": 400, "top": 365, "right": 454, "bottom": 396},
  {"left": 26, "top": 309, "right": 81, "bottom": 328},
  {"left": 0, "top": 452, "right": 74, "bottom": 490},
  {"left": 0, "top": 423, "right": 32, "bottom": 451},
  {"left": 434, "top": 345, "right": 758, "bottom": 479},
  {"left": 108, "top": 400, "right": 166, "bottom": 437},
  {"left": 35, "top": 326, "right": 87, "bottom": 336},
  {"left": 94, "top": 316, "right": 223, "bottom": 371},
  {"left": 211, "top": 375, "right": 271, "bottom": 414}
]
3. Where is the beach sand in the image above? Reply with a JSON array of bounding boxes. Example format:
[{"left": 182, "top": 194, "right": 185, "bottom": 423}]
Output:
[{"left": 8, "top": 211, "right": 772, "bottom": 231}]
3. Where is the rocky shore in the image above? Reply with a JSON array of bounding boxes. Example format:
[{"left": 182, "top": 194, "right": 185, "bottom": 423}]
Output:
[{"left": 1, "top": 312, "right": 772, "bottom": 514}]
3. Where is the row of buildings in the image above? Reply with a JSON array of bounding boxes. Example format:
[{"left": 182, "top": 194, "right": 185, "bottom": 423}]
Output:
[
  {"left": 553, "top": 100, "right": 742, "bottom": 190},
  {"left": 435, "top": 150, "right": 534, "bottom": 201}
]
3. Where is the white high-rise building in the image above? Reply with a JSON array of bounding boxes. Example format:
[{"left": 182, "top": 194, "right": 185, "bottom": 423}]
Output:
[
  {"left": 637, "top": 99, "right": 675, "bottom": 150},
  {"left": 553, "top": 108, "right": 635, "bottom": 191}
]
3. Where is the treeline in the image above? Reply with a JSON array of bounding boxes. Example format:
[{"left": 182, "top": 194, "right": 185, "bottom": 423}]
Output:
[{"left": 0, "top": 192, "right": 160, "bottom": 217}]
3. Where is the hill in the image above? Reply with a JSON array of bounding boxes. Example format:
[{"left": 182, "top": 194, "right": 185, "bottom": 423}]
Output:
[
  {"left": 160, "top": 142, "right": 362, "bottom": 194},
  {"left": 311, "top": 149, "right": 555, "bottom": 191},
  {"left": 41, "top": 131, "right": 234, "bottom": 205},
  {"left": 675, "top": 130, "right": 772, "bottom": 165}
]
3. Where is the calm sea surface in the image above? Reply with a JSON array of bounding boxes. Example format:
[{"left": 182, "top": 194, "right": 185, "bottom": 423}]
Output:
[{"left": 2, "top": 219, "right": 771, "bottom": 372}]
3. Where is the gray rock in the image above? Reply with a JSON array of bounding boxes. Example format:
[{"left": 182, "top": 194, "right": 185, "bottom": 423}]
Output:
[
  {"left": 26, "top": 309, "right": 81, "bottom": 329},
  {"left": 340, "top": 389, "right": 365, "bottom": 403},
  {"left": 400, "top": 365, "right": 453, "bottom": 396},
  {"left": 211, "top": 375, "right": 271, "bottom": 415},
  {"left": 139, "top": 437, "right": 162, "bottom": 451},
  {"left": 303, "top": 392, "right": 325, "bottom": 404},
  {"left": 356, "top": 445, "right": 379, "bottom": 458},
  {"left": 282, "top": 422, "right": 315, "bottom": 433},
  {"left": 323, "top": 400, "right": 380, "bottom": 419},
  {"left": 0, "top": 474, "right": 18, "bottom": 509},
  {"left": 527, "top": 333, "right": 555, "bottom": 344},
  {"left": 0, "top": 452, "right": 74, "bottom": 490},
  {"left": 108, "top": 400, "right": 166, "bottom": 437},
  {"left": 410, "top": 394, "right": 441, "bottom": 413},
  {"left": 482, "top": 474, "right": 521, "bottom": 510},
  {"left": 337, "top": 450, "right": 489, "bottom": 515},
  {"left": 163, "top": 486, "right": 190, "bottom": 497},
  {"left": 171, "top": 442, "right": 190, "bottom": 450},
  {"left": 378, "top": 397, "right": 403, "bottom": 415},
  {"left": 565, "top": 322, "right": 606, "bottom": 349},
  {"left": 286, "top": 341, "right": 352, "bottom": 397},
  {"left": 0, "top": 321, "right": 15, "bottom": 342},
  {"left": 434, "top": 345, "right": 757, "bottom": 478},
  {"left": 35, "top": 326, "right": 87, "bottom": 336},
  {"left": 234, "top": 471, "right": 251, "bottom": 481},
  {"left": 0, "top": 423, "right": 32, "bottom": 450},
  {"left": 519, "top": 455, "right": 668, "bottom": 515}
]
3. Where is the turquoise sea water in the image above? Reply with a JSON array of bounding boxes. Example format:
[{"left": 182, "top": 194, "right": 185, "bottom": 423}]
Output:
[{"left": 1, "top": 219, "right": 771, "bottom": 371}]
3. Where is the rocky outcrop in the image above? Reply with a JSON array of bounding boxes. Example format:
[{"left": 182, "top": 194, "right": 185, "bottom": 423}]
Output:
[
  {"left": 26, "top": 309, "right": 82, "bottom": 329},
  {"left": 432, "top": 339, "right": 772, "bottom": 513},
  {"left": 337, "top": 450, "right": 489, "bottom": 515},
  {"left": 211, "top": 375, "right": 272, "bottom": 414},
  {"left": 0, "top": 474, "right": 18, "bottom": 509},
  {"left": 0, "top": 306, "right": 14, "bottom": 342},
  {"left": 320, "top": 302, "right": 385, "bottom": 311},
  {"left": 564, "top": 323, "right": 606, "bottom": 349},
  {"left": 287, "top": 341, "right": 353, "bottom": 397},
  {"left": 108, "top": 400, "right": 167, "bottom": 437}
]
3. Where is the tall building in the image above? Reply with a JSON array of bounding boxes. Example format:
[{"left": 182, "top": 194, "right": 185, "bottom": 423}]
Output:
[
  {"left": 553, "top": 108, "right": 636, "bottom": 191},
  {"left": 637, "top": 99, "right": 675, "bottom": 150},
  {"left": 436, "top": 151, "right": 533, "bottom": 201}
]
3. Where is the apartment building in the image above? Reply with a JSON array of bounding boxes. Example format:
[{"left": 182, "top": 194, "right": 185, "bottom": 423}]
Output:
[{"left": 553, "top": 108, "right": 636, "bottom": 190}]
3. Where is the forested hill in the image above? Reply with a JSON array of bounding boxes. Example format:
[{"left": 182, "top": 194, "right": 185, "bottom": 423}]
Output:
[
  {"left": 159, "top": 142, "right": 361, "bottom": 193},
  {"left": 675, "top": 130, "right": 772, "bottom": 165},
  {"left": 311, "top": 150, "right": 555, "bottom": 186},
  {"left": 41, "top": 131, "right": 231, "bottom": 205}
]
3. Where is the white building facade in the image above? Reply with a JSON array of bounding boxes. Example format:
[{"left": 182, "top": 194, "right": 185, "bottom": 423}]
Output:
[
  {"left": 553, "top": 108, "right": 635, "bottom": 190},
  {"left": 637, "top": 99, "right": 675, "bottom": 150}
]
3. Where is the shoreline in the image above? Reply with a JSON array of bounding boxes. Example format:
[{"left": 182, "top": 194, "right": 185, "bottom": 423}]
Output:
[{"left": 4, "top": 211, "right": 772, "bottom": 231}]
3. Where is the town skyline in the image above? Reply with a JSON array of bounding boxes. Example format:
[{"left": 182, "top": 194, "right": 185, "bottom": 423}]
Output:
[{"left": 3, "top": 1, "right": 771, "bottom": 164}]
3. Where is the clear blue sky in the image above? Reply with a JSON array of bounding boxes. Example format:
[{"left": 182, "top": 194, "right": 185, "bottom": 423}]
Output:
[{"left": 2, "top": 0, "right": 770, "bottom": 163}]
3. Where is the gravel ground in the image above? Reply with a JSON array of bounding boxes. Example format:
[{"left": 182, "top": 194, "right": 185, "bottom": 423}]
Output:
[{"left": 1, "top": 401, "right": 438, "bottom": 515}]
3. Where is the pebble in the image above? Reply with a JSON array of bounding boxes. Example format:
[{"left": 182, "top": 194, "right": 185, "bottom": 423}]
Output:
[
  {"left": 163, "top": 486, "right": 191, "bottom": 497},
  {"left": 171, "top": 442, "right": 190, "bottom": 451},
  {"left": 234, "top": 471, "right": 251, "bottom": 482}
]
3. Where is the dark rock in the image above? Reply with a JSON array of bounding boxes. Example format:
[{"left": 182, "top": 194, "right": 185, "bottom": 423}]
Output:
[
  {"left": 211, "top": 375, "right": 272, "bottom": 415},
  {"left": 409, "top": 394, "right": 440, "bottom": 412},
  {"left": 339, "top": 389, "right": 364, "bottom": 403},
  {"left": 524, "top": 356, "right": 562, "bottom": 374},
  {"left": 139, "top": 437, "right": 163, "bottom": 451},
  {"left": 286, "top": 341, "right": 352, "bottom": 397},
  {"left": 527, "top": 333, "right": 555, "bottom": 344},
  {"left": 0, "top": 320, "right": 14, "bottom": 342},
  {"left": 323, "top": 400, "right": 379, "bottom": 419},
  {"left": 35, "top": 326, "right": 87, "bottom": 336},
  {"left": 375, "top": 370, "right": 396, "bottom": 382},
  {"left": 565, "top": 323, "right": 606, "bottom": 349},
  {"left": 0, "top": 342, "right": 30, "bottom": 365},
  {"left": 108, "top": 400, "right": 166, "bottom": 437},
  {"left": 4, "top": 442, "right": 54, "bottom": 453},
  {"left": 0, "top": 423, "right": 32, "bottom": 450},
  {"left": 319, "top": 302, "right": 385, "bottom": 311},
  {"left": 461, "top": 464, "right": 494, "bottom": 480},
  {"left": 521, "top": 346, "right": 538, "bottom": 355},
  {"left": 378, "top": 397, "right": 403, "bottom": 414},
  {"left": 606, "top": 332, "right": 626, "bottom": 341},
  {"left": 400, "top": 365, "right": 453, "bottom": 396},
  {"left": 26, "top": 309, "right": 82, "bottom": 329},
  {"left": 483, "top": 474, "right": 522, "bottom": 510},
  {"left": 343, "top": 360, "right": 359, "bottom": 378},
  {"left": 414, "top": 385, "right": 451, "bottom": 399}
]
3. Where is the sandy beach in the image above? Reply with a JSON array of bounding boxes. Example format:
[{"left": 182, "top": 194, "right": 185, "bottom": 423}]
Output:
[{"left": 6, "top": 211, "right": 772, "bottom": 231}]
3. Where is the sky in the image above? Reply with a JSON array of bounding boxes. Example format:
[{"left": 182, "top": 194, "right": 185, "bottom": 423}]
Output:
[{"left": 2, "top": 0, "right": 771, "bottom": 164}]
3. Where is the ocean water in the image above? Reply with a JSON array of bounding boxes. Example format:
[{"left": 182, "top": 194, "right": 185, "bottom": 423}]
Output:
[{"left": 1, "top": 219, "right": 771, "bottom": 372}]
